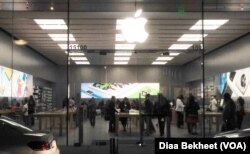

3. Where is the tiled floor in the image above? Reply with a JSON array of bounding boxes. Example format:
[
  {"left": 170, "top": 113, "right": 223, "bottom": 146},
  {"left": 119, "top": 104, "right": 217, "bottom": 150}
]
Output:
[
  {"left": 34, "top": 115, "right": 220, "bottom": 146},
  {"left": 9, "top": 114, "right": 250, "bottom": 154}
]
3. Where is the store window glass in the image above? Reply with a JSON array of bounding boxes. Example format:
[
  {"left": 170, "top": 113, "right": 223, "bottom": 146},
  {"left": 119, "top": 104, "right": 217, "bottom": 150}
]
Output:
[
  {"left": 203, "top": 0, "right": 250, "bottom": 137},
  {"left": 0, "top": 0, "right": 68, "bottom": 146}
]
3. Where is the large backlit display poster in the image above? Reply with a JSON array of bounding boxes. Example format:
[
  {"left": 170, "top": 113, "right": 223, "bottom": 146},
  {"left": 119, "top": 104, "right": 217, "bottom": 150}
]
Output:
[
  {"left": 0, "top": 65, "right": 33, "bottom": 97},
  {"left": 217, "top": 67, "right": 250, "bottom": 98},
  {"left": 81, "top": 83, "right": 159, "bottom": 99}
]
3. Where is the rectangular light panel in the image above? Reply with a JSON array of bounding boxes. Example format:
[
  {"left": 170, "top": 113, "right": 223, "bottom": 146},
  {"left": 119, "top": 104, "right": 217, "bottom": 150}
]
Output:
[
  {"left": 115, "top": 52, "right": 132, "bottom": 56},
  {"left": 114, "top": 61, "right": 128, "bottom": 65},
  {"left": 114, "top": 57, "right": 130, "bottom": 61},
  {"left": 152, "top": 61, "right": 168, "bottom": 65},
  {"left": 34, "top": 19, "right": 68, "bottom": 29},
  {"left": 48, "top": 34, "right": 75, "bottom": 41},
  {"left": 75, "top": 61, "right": 90, "bottom": 65},
  {"left": 169, "top": 53, "right": 180, "bottom": 56},
  {"left": 168, "top": 44, "right": 192, "bottom": 50},
  {"left": 156, "top": 57, "right": 174, "bottom": 61},
  {"left": 69, "top": 53, "right": 85, "bottom": 56},
  {"left": 190, "top": 20, "right": 229, "bottom": 30},
  {"left": 71, "top": 57, "right": 87, "bottom": 61},
  {"left": 177, "top": 34, "right": 208, "bottom": 41}
]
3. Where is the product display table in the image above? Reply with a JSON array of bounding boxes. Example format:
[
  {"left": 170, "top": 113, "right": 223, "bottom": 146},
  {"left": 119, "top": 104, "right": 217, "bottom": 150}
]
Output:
[
  {"left": 199, "top": 111, "right": 222, "bottom": 133},
  {"left": 115, "top": 112, "right": 140, "bottom": 136},
  {"left": 34, "top": 108, "right": 76, "bottom": 136},
  {"left": 0, "top": 109, "right": 12, "bottom": 115}
]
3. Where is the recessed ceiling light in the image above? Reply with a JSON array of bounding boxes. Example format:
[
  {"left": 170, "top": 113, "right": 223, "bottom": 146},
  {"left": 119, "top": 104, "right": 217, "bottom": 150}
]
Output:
[
  {"left": 156, "top": 57, "right": 174, "bottom": 61},
  {"left": 114, "top": 61, "right": 128, "bottom": 65},
  {"left": 115, "top": 44, "right": 135, "bottom": 50},
  {"left": 34, "top": 19, "right": 68, "bottom": 29},
  {"left": 58, "top": 44, "right": 79, "bottom": 50},
  {"left": 115, "top": 52, "right": 132, "bottom": 56},
  {"left": 48, "top": 34, "right": 75, "bottom": 41},
  {"left": 152, "top": 61, "right": 168, "bottom": 65},
  {"left": 69, "top": 53, "right": 85, "bottom": 56},
  {"left": 14, "top": 39, "right": 27, "bottom": 45},
  {"left": 168, "top": 44, "right": 192, "bottom": 50},
  {"left": 75, "top": 61, "right": 90, "bottom": 65},
  {"left": 71, "top": 57, "right": 87, "bottom": 61},
  {"left": 190, "top": 20, "right": 229, "bottom": 30},
  {"left": 114, "top": 57, "right": 130, "bottom": 61},
  {"left": 116, "top": 34, "right": 125, "bottom": 42},
  {"left": 50, "top": 5, "right": 54, "bottom": 11},
  {"left": 169, "top": 53, "right": 180, "bottom": 56},
  {"left": 177, "top": 34, "right": 208, "bottom": 41}
]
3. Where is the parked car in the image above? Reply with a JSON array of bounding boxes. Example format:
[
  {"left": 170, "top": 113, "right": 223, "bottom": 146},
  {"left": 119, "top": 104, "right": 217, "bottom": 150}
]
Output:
[
  {"left": 0, "top": 115, "right": 60, "bottom": 154},
  {"left": 214, "top": 128, "right": 250, "bottom": 138}
]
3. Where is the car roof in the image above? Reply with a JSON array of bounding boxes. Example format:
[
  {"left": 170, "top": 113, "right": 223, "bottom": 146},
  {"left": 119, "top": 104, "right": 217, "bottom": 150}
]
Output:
[{"left": 0, "top": 115, "right": 34, "bottom": 133}]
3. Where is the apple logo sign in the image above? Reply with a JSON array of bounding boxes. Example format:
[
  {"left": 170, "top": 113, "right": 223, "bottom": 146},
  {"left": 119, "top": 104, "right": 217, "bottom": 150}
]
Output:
[{"left": 121, "top": 9, "right": 148, "bottom": 43}]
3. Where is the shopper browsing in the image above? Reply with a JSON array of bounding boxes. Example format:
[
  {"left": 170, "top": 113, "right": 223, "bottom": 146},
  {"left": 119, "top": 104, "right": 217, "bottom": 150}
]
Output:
[
  {"left": 236, "top": 96, "right": 245, "bottom": 129},
  {"left": 175, "top": 95, "right": 185, "bottom": 128}
]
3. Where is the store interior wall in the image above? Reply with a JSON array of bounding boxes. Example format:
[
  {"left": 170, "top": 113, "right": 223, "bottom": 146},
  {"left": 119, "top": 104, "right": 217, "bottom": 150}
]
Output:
[
  {"left": 0, "top": 30, "right": 57, "bottom": 82},
  {"left": 33, "top": 77, "right": 56, "bottom": 107},
  {"left": 54, "top": 65, "right": 184, "bottom": 107},
  {"left": 183, "top": 33, "right": 250, "bottom": 82},
  {"left": 0, "top": 29, "right": 58, "bottom": 107}
]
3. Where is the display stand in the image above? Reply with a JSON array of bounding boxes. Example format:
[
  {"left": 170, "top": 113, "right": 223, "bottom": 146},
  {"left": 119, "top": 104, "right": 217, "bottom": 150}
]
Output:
[{"left": 33, "top": 86, "right": 53, "bottom": 112}]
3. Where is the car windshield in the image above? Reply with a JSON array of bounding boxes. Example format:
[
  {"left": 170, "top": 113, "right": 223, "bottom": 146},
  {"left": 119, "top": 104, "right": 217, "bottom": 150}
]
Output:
[{"left": 0, "top": 117, "right": 33, "bottom": 133}]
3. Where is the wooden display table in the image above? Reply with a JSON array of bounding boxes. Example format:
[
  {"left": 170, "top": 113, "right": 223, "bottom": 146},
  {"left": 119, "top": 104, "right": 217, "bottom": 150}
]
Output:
[
  {"left": 199, "top": 111, "right": 222, "bottom": 133},
  {"left": 34, "top": 108, "right": 76, "bottom": 136},
  {"left": 0, "top": 109, "right": 12, "bottom": 115},
  {"left": 115, "top": 112, "right": 139, "bottom": 136}
]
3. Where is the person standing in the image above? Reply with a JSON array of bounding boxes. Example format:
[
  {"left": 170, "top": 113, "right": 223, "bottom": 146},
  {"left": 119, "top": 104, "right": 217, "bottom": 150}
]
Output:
[
  {"left": 28, "top": 95, "right": 36, "bottom": 126},
  {"left": 209, "top": 95, "right": 218, "bottom": 112},
  {"left": 222, "top": 93, "right": 236, "bottom": 132},
  {"left": 119, "top": 97, "right": 131, "bottom": 132},
  {"left": 175, "top": 95, "right": 185, "bottom": 128},
  {"left": 236, "top": 96, "right": 245, "bottom": 129},
  {"left": 155, "top": 93, "right": 170, "bottom": 136},
  {"left": 208, "top": 95, "right": 218, "bottom": 123},
  {"left": 22, "top": 98, "right": 29, "bottom": 126},
  {"left": 185, "top": 94, "right": 200, "bottom": 135},
  {"left": 108, "top": 96, "right": 118, "bottom": 132},
  {"left": 144, "top": 94, "right": 155, "bottom": 135},
  {"left": 62, "top": 97, "right": 68, "bottom": 108},
  {"left": 88, "top": 97, "right": 97, "bottom": 127}
]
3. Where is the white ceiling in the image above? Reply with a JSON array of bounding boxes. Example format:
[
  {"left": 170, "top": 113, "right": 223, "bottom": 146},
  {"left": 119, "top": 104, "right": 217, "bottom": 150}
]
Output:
[{"left": 0, "top": 0, "right": 249, "bottom": 65}]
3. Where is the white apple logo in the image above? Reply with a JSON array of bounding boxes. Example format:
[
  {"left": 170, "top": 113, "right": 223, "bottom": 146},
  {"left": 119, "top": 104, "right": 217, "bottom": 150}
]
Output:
[{"left": 121, "top": 10, "right": 148, "bottom": 43}]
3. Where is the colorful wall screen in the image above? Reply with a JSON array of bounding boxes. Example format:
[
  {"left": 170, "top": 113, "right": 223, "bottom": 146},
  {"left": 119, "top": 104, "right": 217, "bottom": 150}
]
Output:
[
  {"left": 216, "top": 66, "right": 250, "bottom": 98},
  {"left": 81, "top": 83, "right": 159, "bottom": 99},
  {"left": 0, "top": 65, "right": 33, "bottom": 97}
]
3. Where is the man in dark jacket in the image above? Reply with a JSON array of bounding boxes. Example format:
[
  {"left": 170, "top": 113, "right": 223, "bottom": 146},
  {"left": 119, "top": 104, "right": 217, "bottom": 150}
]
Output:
[
  {"left": 144, "top": 94, "right": 155, "bottom": 135},
  {"left": 155, "top": 93, "right": 170, "bottom": 136},
  {"left": 109, "top": 96, "right": 117, "bottom": 132},
  {"left": 222, "top": 93, "right": 236, "bottom": 131}
]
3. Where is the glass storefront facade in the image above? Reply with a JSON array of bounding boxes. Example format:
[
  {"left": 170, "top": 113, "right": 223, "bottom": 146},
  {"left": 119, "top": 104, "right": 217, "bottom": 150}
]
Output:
[{"left": 0, "top": 0, "right": 250, "bottom": 150}]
